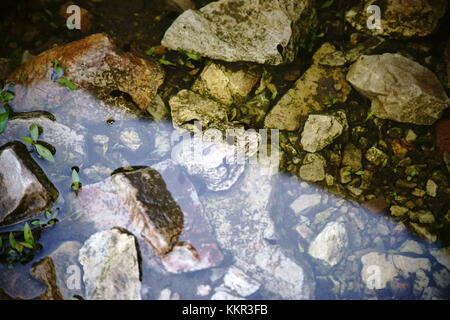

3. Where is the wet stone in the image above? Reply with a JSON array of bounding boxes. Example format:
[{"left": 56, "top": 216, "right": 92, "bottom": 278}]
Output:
[
  {"left": 289, "top": 193, "right": 322, "bottom": 216},
  {"left": 308, "top": 221, "right": 348, "bottom": 267},
  {"left": 223, "top": 266, "right": 261, "bottom": 297},
  {"left": 390, "top": 206, "right": 409, "bottom": 217},
  {"left": 0, "top": 141, "right": 59, "bottom": 226},
  {"left": 30, "top": 257, "right": 63, "bottom": 300},
  {"left": 300, "top": 114, "right": 346, "bottom": 153},
  {"left": 426, "top": 179, "right": 438, "bottom": 197},
  {"left": 78, "top": 228, "right": 142, "bottom": 300},
  {"left": 365, "top": 147, "right": 388, "bottom": 166},
  {"left": 342, "top": 143, "right": 362, "bottom": 172}
]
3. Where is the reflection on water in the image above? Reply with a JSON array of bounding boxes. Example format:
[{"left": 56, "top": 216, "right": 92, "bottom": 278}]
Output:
[{"left": 0, "top": 79, "right": 449, "bottom": 300}]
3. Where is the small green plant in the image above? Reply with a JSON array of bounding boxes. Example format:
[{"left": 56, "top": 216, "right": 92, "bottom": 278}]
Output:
[
  {"left": 71, "top": 168, "right": 82, "bottom": 195},
  {"left": 365, "top": 109, "right": 375, "bottom": 122},
  {"left": 0, "top": 85, "right": 15, "bottom": 134},
  {"left": 21, "top": 123, "right": 55, "bottom": 162},
  {"left": 178, "top": 48, "right": 202, "bottom": 62},
  {"left": 300, "top": 31, "right": 324, "bottom": 53},
  {"left": 355, "top": 170, "right": 365, "bottom": 176},
  {"left": 5, "top": 223, "right": 41, "bottom": 268},
  {"left": 326, "top": 96, "right": 337, "bottom": 108},
  {"left": 320, "top": 0, "right": 334, "bottom": 9},
  {"left": 31, "top": 209, "right": 59, "bottom": 227},
  {"left": 342, "top": 170, "right": 352, "bottom": 177},
  {"left": 52, "top": 59, "right": 76, "bottom": 91}
]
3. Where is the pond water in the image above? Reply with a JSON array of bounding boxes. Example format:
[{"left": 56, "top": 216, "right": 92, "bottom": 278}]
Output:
[{"left": 0, "top": 0, "right": 449, "bottom": 300}]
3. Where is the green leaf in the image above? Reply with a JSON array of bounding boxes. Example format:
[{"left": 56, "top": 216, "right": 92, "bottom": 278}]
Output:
[
  {"left": 185, "top": 52, "right": 202, "bottom": 61},
  {"left": 44, "top": 8, "right": 53, "bottom": 17},
  {"left": 342, "top": 171, "right": 352, "bottom": 177},
  {"left": 30, "top": 124, "right": 39, "bottom": 142},
  {"left": 1, "top": 91, "right": 15, "bottom": 103},
  {"left": 0, "top": 108, "right": 9, "bottom": 134},
  {"left": 45, "top": 211, "right": 52, "bottom": 220},
  {"left": 72, "top": 169, "right": 80, "bottom": 184},
  {"left": 321, "top": 0, "right": 334, "bottom": 9},
  {"left": 145, "top": 47, "right": 156, "bottom": 56},
  {"left": 9, "top": 232, "right": 17, "bottom": 250},
  {"left": 31, "top": 220, "right": 41, "bottom": 226},
  {"left": 57, "top": 78, "right": 76, "bottom": 91},
  {"left": 365, "top": 109, "right": 375, "bottom": 121},
  {"left": 21, "top": 137, "right": 34, "bottom": 145},
  {"left": 15, "top": 242, "right": 23, "bottom": 254},
  {"left": 159, "top": 56, "right": 176, "bottom": 66},
  {"left": 19, "top": 241, "right": 33, "bottom": 249},
  {"left": 24, "top": 222, "right": 35, "bottom": 247},
  {"left": 35, "top": 144, "right": 55, "bottom": 162},
  {"left": 355, "top": 171, "right": 365, "bottom": 175},
  {"left": 382, "top": 158, "right": 388, "bottom": 168}
]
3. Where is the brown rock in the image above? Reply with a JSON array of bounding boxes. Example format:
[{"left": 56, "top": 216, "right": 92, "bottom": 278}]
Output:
[
  {"left": 7, "top": 33, "right": 165, "bottom": 111},
  {"left": 30, "top": 257, "right": 63, "bottom": 300}
]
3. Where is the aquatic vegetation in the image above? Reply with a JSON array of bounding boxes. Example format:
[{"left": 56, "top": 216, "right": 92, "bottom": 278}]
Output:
[
  {"left": 4, "top": 223, "right": 41, "bottom": 269},
  {"left": 0, "top": 85, "right": 15, "bottom": 133},
  {"left": 71, "top": 167, "right": 82, "bottom": 196},
  {"left": 21, "top": 123, "right": 55, "bottom": 162},
  {"left": 52, "top": 59, "right": 76, "bottom": 91}
]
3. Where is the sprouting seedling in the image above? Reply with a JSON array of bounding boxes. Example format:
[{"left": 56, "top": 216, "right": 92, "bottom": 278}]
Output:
[
  {"left": 365, "top": 109, "right": 375, "bottom": 122},
  {"left": 21, "top": 123, "right": 55, "bottom": 162},
  {"left": 7, "top": 223, "right": 40, "bottom": 268},
  {"left": 0, "top": 85, "right": 15, "bottom": 134},
  {"left": 52, "top": 59, "right": 76, "bottom": 91},
  {"left": 71, "top": 167, "right": 82, "bottom": 196},
  {"left": 31, "top": 209, "right": 58, "bottom": 227}
]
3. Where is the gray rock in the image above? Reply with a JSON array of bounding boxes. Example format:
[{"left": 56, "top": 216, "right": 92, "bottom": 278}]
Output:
[
  {"left": 413, "top": 269, "right": 429, "bottom": 297},
  {"left": 201, "top": 158, "right": 312, "bottom": 299},
  {"left": 429, "top": 247, "right": 450, "bottom": 270},
  {"left": 0, "top": 141, "right": 59, "bottom": 226},
  {"left": 171, "top": 136, "right": 245, "bottom": 191},
  {"left": 79, "top": 228, "right": 142, "bottom": 300},
  {"left": 347, "top": 54, "right": 449, "bottom": 125},
  {"left": 223, "top": 266, "right": 261, "bottom": 297},
  {"left": 161, "top": 0, "right": 316, "bottom": 65},
  {"left": 361, "top": 252, "right": 431, "bottom": 290},
  {"left": 264, "top": 43, "right": 351, "bottom": 130},
  {"left": 308, "top": 221, "right": 348, "bottom": 266},
  {"left": 49, "top": 241, "right": 83, "bottom": 300},
  {"left": 345, "top": 0, "right": 447, "bottom": 38},
  {"left": 299, "top": 153, "right": 326, "bottom": 182},
  {"left": 289, "top": 193, "right": 321, "bottom": 216},
  {"left": 365, "top": 146, "right": 388, "bottom": 166},
  {"left": 410, "top": 223, "right": 436, "bottom": 243},
  {"left": 119, "top": 128, "right": 142, "bottom": 151},
  {"left": 147, "top": 94, "right": 169, "bottom": 121},
  {"left": 432, "top": 268, "right": 450, "bottom": 289},
  {"left": 300, "top": 114, "right": 346, "bottom": 153},
  {"left": 0, "top": 115, "right": 87, "bottom": 165},
  {"left": 169, "top": 89, "right": 229, "bottom": 133},
  {"left": 342, "top": 143, "right": 362, "bottom": 171},
  {"left": 390, "top": 205, "right": 409, "bottom": 217},
  {"left": 399, "top": 240, "right": 425, "bottom": 255}
]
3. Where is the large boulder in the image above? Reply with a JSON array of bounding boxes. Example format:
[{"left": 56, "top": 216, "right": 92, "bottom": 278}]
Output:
[
  {"left": 345, "top": 0, "right": 447, "bottom": 38},
  {"left": 347, "top": 54, "right": 449, "bottom": 125},
  {"left": 264, "top": 43, "right": 351, "bottom": 131},
  {"left": 78, "top": 228, "right": 142, "bottom": 300},
  {"left": 161, "top": 0, "right": 317, "bottom": 65},
  {"left": 0, "top": 141, "right": 59, "bottom": 226},
  {"left": 6, "top": 33, "right": 164, "bottom": 112}
]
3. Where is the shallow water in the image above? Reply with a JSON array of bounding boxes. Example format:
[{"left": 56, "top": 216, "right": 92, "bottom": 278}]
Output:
[{"left": 0, "top": 0, "right": 449, "bottom": 300}]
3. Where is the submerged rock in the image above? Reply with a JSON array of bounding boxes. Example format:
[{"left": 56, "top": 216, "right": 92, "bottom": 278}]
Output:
[
  {"left": 345, "top": 0, "right": 447, "bottom": 38},
  {"left": 79, "top": 228, "right": 142, "bottom": 300},
  {"left": 223, "top": 266, "right": 261, "bottom": 297},
  {"left": 162, "top": 0, "right": 317, "bottom": 65},
  {"left": 73, "top": 160, "right": 223, "bottom": 273},
  {"left": 361, "top": 252, "right": 431, "bottom": 290},
  {"left": 0, "top": 115, "right": 87, "bottom": 165},
  {"left": 201, "top": 158, "right": 312, "bottom": 299},
  {"left": 6, "top": 33, "right": 164, "bottom": 111},
  {"left": 171, "top": 137, "right": 245, "bottom": 191},
  {"left": 308, "top": 221, "right": 348, "bottom": 267},
  {"left": 347, "top": 54, "right": 449, "bottom": 125},
  {"left": 169, "top": 89, "right": 229, "bottom": 133},
  {"left": 30, "top": 257, "right": 63, "bottom": 300},
  {"left": 0, "top": 141, "right": 59, "bottom": 226},
  {"left": 264, "top": 43, "right": 351, "bottom": 131}
]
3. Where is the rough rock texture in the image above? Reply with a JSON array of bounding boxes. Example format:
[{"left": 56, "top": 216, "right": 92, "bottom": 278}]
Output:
[
  {"left": 0, "top": 141, "right": 59, "bottom": 226},
  {"left": 30, "top": 257, "right": 64, "bottom": 300},
  {"left": 342, "top": 143, "right": 362, "bottom": 171},
  {"left": 49, "top": 241, "right": 83, "bottom": 300},
  {"left": 110, "top": 167, "right": 184, "bottom": 256},
  {"left": 201, "top": 157, "right": 312, "bottom": 299},
  {"left": 79, "top": 228, "right": 142, "bottom": 300},
  {"left": 308, "top": 221, "right": 348, "bottom": 267},
  {"left": 299, "top": 153, "right": 326, "bottom": 182},
  {"left": 290, "top": 193, "right": 322, "bottom": 216},
  {"left": 162, "top": 0, "right": 317, "bottom": 65},
  {"left": 73, "top": 160, "right": 223, "bottom": 273},
  {"left": 347, "top": 54, "right": 449, "bottom": 125},
  {"left": 169, "top": 89, "right": 229, "bottom": 133},
  {"left": 0, "top": 115, "right": 87, "bottom": 165},
  {"left": 223, "top": 266, "right": 261, "bottom": 297},
  {"left": 191, "top": 62, "right": 261, "bottom": 106},
  {"left": 171, "top": 137, "right": 245, "bottom": 191},
  {"left": 361, "top": 252, "right": 431, "bottom": 290},
  {"left": 345, "top": 0, "right": 447, "bottom": 38},
  {"left": 264, "top": 43, "right": 351, "bottom": 131},
  {"left": 6, "top": 33, "right": 164, "bottom": 111},
  {"left": 300, "top": 114, "right": 347, "bottom": 153}
]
